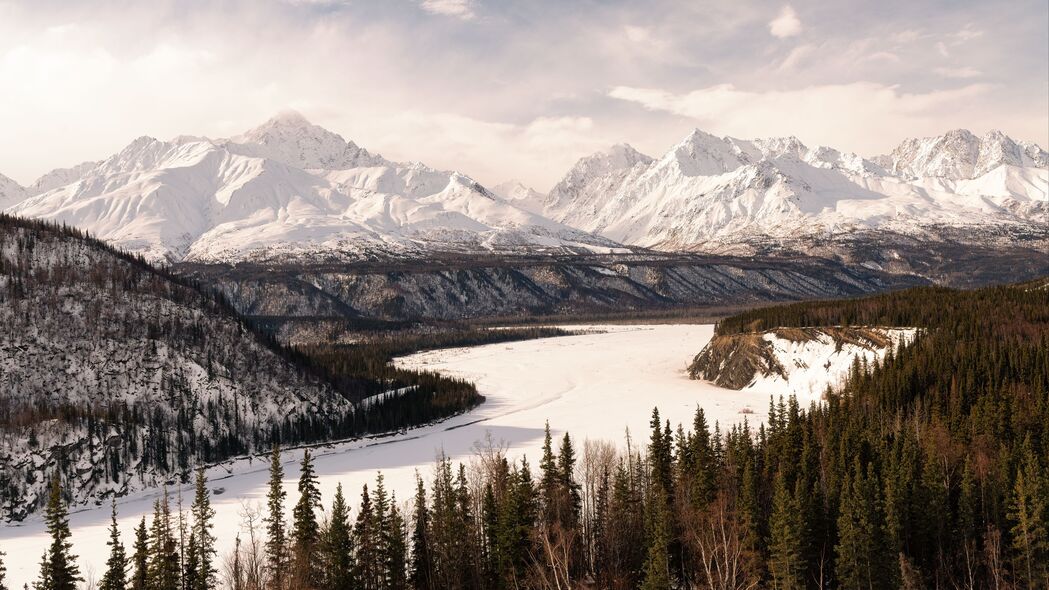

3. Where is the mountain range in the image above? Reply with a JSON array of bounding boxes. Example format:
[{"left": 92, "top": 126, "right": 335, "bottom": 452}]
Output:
[
  {"left": 3, "top": 112, "right": 617, "bottom": 264},
  {"left": 534, "top": 128, "right": 1047, "bottom": 253},
  {"left": 1, "top": 112, "right": 1045, "bottom": 265}
]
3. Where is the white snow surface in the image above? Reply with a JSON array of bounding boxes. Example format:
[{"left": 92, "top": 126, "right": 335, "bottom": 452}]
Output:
[
  {"left": 490, "top": 179, "right": 546, "bottom": 213},
  {"left": 744, "top": 328, "right": 917, "bottom": 397},
  {"left": 4, "top": 112, "right": 617, "bottom": 263},
  {"left": 4, "top": 120, "right": 1045, "bottom": 260},
  {"left": 0, "top": 172, "right": 25, "bottom": 210},
  {"left": 543, "top": 129, "right": 1048, "bottom": 250},
  {"left": 1, "top": 323, "right": 833, "bottom": 587}
]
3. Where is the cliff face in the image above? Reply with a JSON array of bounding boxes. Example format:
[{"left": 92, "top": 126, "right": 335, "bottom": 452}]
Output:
[
  {"left": 175, "top": 254, "right": 923, "bottom": 336},
  {"left": 689, "top": 327, "right": 917, "bottom": 397}
]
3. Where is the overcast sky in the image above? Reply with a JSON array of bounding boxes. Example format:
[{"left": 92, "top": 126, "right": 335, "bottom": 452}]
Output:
[{"left": 1, "top": 0, "right": 1046, "bottom": 190}]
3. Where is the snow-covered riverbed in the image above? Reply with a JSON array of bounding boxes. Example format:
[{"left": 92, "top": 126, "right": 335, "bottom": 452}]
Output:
[{"left": 1, "top": 324, "right": 791, "bottom": 587}]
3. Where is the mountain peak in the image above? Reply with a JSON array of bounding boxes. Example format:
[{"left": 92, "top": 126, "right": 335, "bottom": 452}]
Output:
[
  {"left": 0, "top": 171, "right": 27, "bottom": 210},
  {"left": 884, "top": 128, "right": 1045, "bottom": 179},
  {"left": 492, "top": 180, "right": 545, "bottom": 209},
  {"left": 666, "top": 128, "right": 750, "bottom": 176},
  {"left": 263, "top": 109, "right": 313, "bottom": 128},
  {"left": 234, "top": 112, "right": 384, "bottom": 170}
]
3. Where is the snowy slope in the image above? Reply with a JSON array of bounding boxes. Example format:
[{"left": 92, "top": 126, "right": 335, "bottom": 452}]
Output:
[
  {"left": 9, "top": 112, "right": 619, "bottom": 263},
  {"left": 0, "top": 172, "right": 25, "bottom": 210},
  {"left": 544, "top": 129, "right": 1048, "bottom": 251},
  {"left": 491, "top": 179, "right": 546, "bottom": 212},
  {"left": 26, "top": 160, "right": 101, "bottom": 196},
  {"left": 688, "top": 326, "right": 917, "bottom": 398},
  {"left": 741, "top": 328, "right": 915, "bottom": 397},
  {"left": 0, "top": 216, "right": 357, "bottom": 521}
]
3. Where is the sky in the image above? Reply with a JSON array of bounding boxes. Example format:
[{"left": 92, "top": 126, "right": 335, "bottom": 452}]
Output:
[{"left": 0, "top": 0, "right": 1046, "bottom": 191}]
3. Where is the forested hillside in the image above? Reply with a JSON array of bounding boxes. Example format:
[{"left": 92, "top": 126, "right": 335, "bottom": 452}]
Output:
[
  {"left": 0, "top": 215, "right": 481, "bottom": 521},
  {"left": 16, "top": 279, "right": 1045, "bottom": 590}
]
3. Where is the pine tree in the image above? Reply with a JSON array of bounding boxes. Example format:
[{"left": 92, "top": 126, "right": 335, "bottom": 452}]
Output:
[
  {"left": 354, "top": 484, "right": 378, "bottom": 590},
  {"left": 100, "top": 501, "right": 128, "bottom": 590},
  {"left": 371, "top": 475, "right": 392, "bottom": 590},
  {"left": 385, "top": 497, "right": 408, "bottom": 590},
  {"left": 130, "top": 517, "right": 148, "bottom": 590},
  {"left": 291, "top": 450, "right": 321, "bottom": 589},
  {"left": 147, "top": 492, "right": 180, "bottom": 590},
  {"left": 1007, "top": 441, "right": 1048, "bottom": 590},
  {"left": 538, "top": 422, "right": 558, "bottom": 526},
  {"left": 320, "top": 484, "right": 354, "bottom": 590},
  {"left": 38, "top": 476, "right": 82, "bottom": 590},
  {"left": 408, "top": 476, "right": 432, "bottom": 590},
  {"left": 835, "top": 464, "right": 896, "bottom": 590},
  {"left": 190, "top": 468, "right": 216, "bottom": 590},
  {"left": 34, "top": 551, "right": 51, "bottom": 590},
  {"left": 557, "top": 432, "right": 582, "bottom": 529},
  {"left": 640, "top": 483, "right": 671, "bottom": 590},
  {"left": 768, "top": 474, "right": 806, "bottom": 590},
  {"left": 264, "top": 445, "right": 288, "bottom": 590},
  {"left": 184, "top": 535, "right": 199, "bottom": 590}
]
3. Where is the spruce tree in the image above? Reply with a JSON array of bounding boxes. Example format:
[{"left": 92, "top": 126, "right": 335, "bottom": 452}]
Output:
[
  {"left": 321, "top": 484, "right": 354, "bottom": 590},
  {"left": 353, "top": 484, "right": 377, "bottom": 590},
  {"left": 39, "top": 476, "right": 82, "bottom": 590},
  {"left": 640, "top": 483, "right": 671, "bottom": 590},
  {"left": 1007, "top": 441, "right": 1048, "bottom": 590},
  {"left": 0, "top": 548, "right": 7, "bottom": 590},
  {"left": 291, "top": 449, "right": 321, "bottom": 589},
  {"left": 130, "top": 517, "right": 148, "bottom": 590},
  {"left": 190, "top": 468, "right": 216, "bottom": 590},
  {"left": 264, "top": 445, "right": 288, "bottom": 590},
  {"left": 409, "top": 476, "right": 432, "bottom": 590},
  {"left": 557, "top": 432, "right": 582, "bottom": 528},
  {"left": 538, "top": 422, "right": 558, "bottom": 526},
  {"left": 100, "top": 501, "right": 128, "bottom": 590},
  {"left": 835, "top": 464, "right": 896, "bottom": 590},
  {"left": 768, "top": 474, "right": 806, "bottom": 590},
  {"left": 371, "top": 475, "right": 392, "bottom": 589},
  {"left": 385, "top": 497, "right": 408, "bottom": 590},
  {"left": 146, "top": 492, "right": 180, "bottom": 590},
  {"left": 35, "top": 551, "right": 51, "bottom": 590}
]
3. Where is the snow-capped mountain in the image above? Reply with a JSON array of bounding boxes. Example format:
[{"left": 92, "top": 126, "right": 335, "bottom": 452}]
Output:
[
  {"left": 5, "top": 112, "right": 619, "bottom": 263},
  {"left": 0, "top": 172, "right": 25, "bottom": 209},
  {"left": 491, "top": 179, "right": 546, "bottom": 211},
  {"left": 542, "top": 129, "right": 1048, "bottom": 251},
  {"left": 26, "top": 160, "right": 101, "bottom": 196},
  {"left": 878, "top": 129, "right": 1049, "bottom": 180}
]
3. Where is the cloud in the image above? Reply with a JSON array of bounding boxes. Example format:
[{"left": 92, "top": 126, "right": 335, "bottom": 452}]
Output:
[
  {"left": 607, "top": 82, "right": 1015, "bottom": 155},
  {"left": 769, "top": 6, "right": 802, "bottom": 38},
  {"left": 777, "top": 43, "right": 815, "bottom": 70},
  {"left": 349, "top": 111, "right": 606, "bottom": 190},
  {"left": 0, "top": 0, "right": 1044, "bottom": 190},
  {"left": 951, "top": 25, "right": 984, "bottom": 42},
  {"left": 935, "top": 41, "right": 950, "bottom": 57},
  {"left": 419, "top": 0, "right": 475, "bottom": 19},
  {"left": 934, "top": 66, "right": 982, "bottom": 79}
]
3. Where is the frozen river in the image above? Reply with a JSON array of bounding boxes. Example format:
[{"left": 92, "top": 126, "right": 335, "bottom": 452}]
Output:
[{"left": 1, "top": 324, "right": 788, "bottom": 587}]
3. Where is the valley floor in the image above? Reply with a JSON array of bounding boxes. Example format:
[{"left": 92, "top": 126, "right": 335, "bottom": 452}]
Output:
[{"left": 1, "top": 324, "right": 804, "bottom": 588}]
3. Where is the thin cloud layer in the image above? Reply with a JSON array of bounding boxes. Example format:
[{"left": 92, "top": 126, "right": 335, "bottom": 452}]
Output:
[{"left": 0, "top": 0, "right": 1045, "bottom": 191}]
